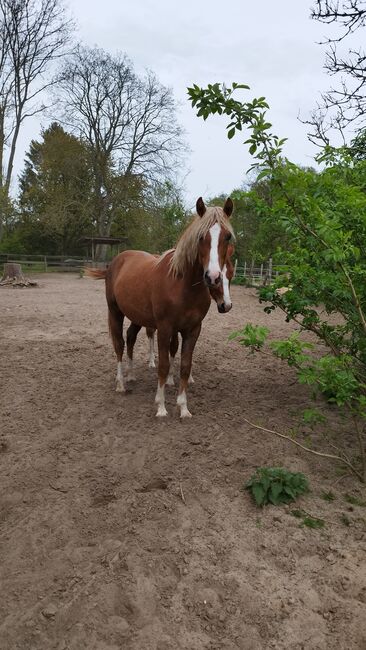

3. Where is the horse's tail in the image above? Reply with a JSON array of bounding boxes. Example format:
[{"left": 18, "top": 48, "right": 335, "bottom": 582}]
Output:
[{"left": 84, "top": 267, "right": 107, "bottom": 280}]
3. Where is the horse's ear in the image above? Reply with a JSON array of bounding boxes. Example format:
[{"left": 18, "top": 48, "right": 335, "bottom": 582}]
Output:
[
  {"left": 223, "top": 197, "right": 233, "bottom": 218},
  {"left": 196, "top": 197, "right": 206, "bottom": 217}
]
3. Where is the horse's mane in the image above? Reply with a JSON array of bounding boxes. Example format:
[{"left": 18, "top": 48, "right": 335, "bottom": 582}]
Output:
[{"left": 169, "top": 206, "right": 235, "bottom": 277}]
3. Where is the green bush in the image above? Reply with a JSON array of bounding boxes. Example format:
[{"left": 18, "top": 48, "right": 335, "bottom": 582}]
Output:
[{"left": 189, "top": 81, "right": 366, "bottom": 483}]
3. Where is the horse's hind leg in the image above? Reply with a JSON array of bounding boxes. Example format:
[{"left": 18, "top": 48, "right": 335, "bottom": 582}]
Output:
[
  {"left": 177, "top": 324, "right": 201, "bottom": 418},
  {"left": 108, "top": 305, "right": 126, "bottom": 392},
  {"left": 167, "top": 331, "right": 179, "bottom": 386},
  {"left": 146, "top": 327, "right": 156, "bottom": 368},
  {"left": 126, "top": 323, "right": 141, "bottom": 381}
]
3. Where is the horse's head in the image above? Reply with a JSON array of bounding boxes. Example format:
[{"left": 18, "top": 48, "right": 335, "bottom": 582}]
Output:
[
  {"left": 209, "top": 244, "right": 234, "bottom": 313},
  {"left": 196, "top": 197, "right": 233, "bottom": 288}
]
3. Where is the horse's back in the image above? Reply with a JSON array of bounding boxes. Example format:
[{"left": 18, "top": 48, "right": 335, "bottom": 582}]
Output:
[{"left": 107, "top": 250, "right": 162, "bottom": 328}]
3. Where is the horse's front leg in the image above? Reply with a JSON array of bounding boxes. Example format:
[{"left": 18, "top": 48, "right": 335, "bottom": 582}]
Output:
[
  {"left": 155, "top": 326, "right": 172, "bottom": 417},
  {"left": 167, "top": 331, "right": 179, "bottom": 386},
  {"left": 146, "top": 327, "right": 156, "bottom": 368},
  {"left": 177, "top": 324, "right": 201, "bottom": 418}
]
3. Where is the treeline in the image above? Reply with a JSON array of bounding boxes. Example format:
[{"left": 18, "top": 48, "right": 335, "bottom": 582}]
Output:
[
  {"left": 0, "top": 0, "right": 304, "bottom": 262},
  {"left": 2, "top": 122, "right": 187, "bottom": 257},
  {"left": 1, "top": 119, "right": 289, "bottom": 261},
  {"left": 0, "top": 1, "right": 187, "bottom": 259}
]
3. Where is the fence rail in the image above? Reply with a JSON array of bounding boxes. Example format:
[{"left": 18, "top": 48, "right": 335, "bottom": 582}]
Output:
[
  {"left": 0, "top": 253, "right": 92, "bottom": 271},
  {"left": 235, "top": 259, "right": 278, "bottom": 285},
  {"left": 0, "top": 253, "right": 279, "bottom": 282}
]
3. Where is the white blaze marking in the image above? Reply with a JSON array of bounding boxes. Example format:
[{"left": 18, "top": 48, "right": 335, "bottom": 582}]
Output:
[
  {"left": 177, "top": 391, "right": 192, "bottom": 418},
  {"left": 222, "top": 264, "right": 232, "bottom": 307},
  {"left": 207, "top": 223, "right": 221, "bottom": 281}
]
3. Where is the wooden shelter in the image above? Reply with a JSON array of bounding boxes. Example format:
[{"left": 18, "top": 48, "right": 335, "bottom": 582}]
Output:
[{"left": 80, "top": 236, "right": 128, "bottom": 262}]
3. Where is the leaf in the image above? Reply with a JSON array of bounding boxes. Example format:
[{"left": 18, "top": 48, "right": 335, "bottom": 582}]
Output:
[
  {"left": 256, "top": 169, "right": 271, "bottom": 181},
  {"left": 269, "top": 482, "right": 283, "bottom": 505},
  {"left": 251, "top": 484, "right": 266, "bottom": 506}
]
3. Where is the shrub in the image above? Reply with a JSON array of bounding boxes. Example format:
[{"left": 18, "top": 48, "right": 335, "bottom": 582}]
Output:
[{"left": 245, "top": 467, "right": 309, "bottom": 507}]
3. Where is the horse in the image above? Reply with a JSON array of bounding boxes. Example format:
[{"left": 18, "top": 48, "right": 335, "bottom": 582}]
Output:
[
  {"left": 85, "top": 197, "right": 234, "bottom": 418},
  {"left": 142, "top": 244, "right": 235, "bottom": 375}
]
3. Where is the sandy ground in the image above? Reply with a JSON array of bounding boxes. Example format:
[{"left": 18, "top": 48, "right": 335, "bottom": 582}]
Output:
[{"left": 0, "top": 273, "right": 365, "bottom": 650}]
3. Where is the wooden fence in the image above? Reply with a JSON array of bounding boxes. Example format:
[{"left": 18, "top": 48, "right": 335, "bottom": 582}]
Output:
[
  {"left": 0, "top": 252, "right": 278, "bottom": 283},
  {"left": 235, "top": 258, "right": 278, "bottom": 285},
  {"left": 0, "top": 253, "right": 92, "bottom": 271}
]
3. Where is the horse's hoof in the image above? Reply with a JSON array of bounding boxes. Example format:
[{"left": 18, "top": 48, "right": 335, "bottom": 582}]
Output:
[
  {"left": 166, "top": 375, "right": 175, "bottom": 386},
  {"left": 148, "top": 360, "right": 156, "bottom": 368},
  {"left": 156, "top": 407, "right": 168, "bottom": 417},
  {"left": 116, "top": 381, "right": 126, "bottom": 393},
  {"left": 180, "top": 409, "right": 192, "bottom": 419},
  {"left": 127, "top": 375, "right": 136, "bottom": 382},
  {"left": 188, "top": 374, "right": 194, "bottom": 384}
]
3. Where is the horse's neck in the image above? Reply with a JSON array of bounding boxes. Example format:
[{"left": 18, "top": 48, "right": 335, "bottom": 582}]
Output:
[{"left": 182, "top": 258, "right": 206, "bottom": 292}]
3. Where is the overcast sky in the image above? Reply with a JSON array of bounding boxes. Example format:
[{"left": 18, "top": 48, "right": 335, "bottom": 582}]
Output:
[{"left": 15, "top": 0, "right": 339, "bottom": 208}]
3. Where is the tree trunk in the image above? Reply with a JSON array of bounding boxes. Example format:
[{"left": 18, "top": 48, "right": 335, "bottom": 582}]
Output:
[
  {"left": 1, "top": 263, "right": 38, "bottom": 287},
  {"left": 1, "top": 263, "right": 23, "bottom": 280}
]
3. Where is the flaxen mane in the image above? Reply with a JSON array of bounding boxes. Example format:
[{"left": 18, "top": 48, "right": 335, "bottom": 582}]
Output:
[{"left": 169, "top": 206, "right": 235, "bottom": 277}]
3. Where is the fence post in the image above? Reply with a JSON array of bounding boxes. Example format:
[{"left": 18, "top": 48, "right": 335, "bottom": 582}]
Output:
[
  {"left": 249, "top": 258, "right": 254, "bottom": 285},
  {"left": 260, "top": 263, "right": 263, "bottom": 283},
  {"left": 44, "top": 256, "right": 47, "bottom": 272},
  {"left": 243, "top": 261, "right": 247, "bottom": 278},
  {"left": 268, "top": 258, "right": 272, "bottom": 282}
]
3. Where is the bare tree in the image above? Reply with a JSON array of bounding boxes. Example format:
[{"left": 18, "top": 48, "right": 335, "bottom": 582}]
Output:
[
  {"left": 308, "top": 1, "right": 366, "bottom": 144},
  {"left": 56, "top": 46, "right": 185, "bottom": 254},
  {"left": 0, "top": 0, "right": 72, "bottom": 238}
]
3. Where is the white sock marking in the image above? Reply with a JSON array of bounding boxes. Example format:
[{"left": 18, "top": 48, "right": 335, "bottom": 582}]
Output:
[
  {"left": 148, "top": 335, "right": 155, "bottom": 368},
  {"left": 155, "top": 382, "right": 168, "bottom": 417},
  {"left": 116, "top": 361, "right": 125, "bottom": 392},
  {"left": 167, "top": 354, "right": 175, "bottom": 386},
  {"left": 177, "top": 390, "right": 192, "bottom": 418}
]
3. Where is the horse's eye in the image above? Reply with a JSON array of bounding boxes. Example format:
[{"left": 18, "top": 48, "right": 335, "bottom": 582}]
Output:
[
  {"left": 225, "top": 233, "right": 232, "bottom": 241},
  {"left": 199, "top": 235, "right": 204, "bottom": 241}
]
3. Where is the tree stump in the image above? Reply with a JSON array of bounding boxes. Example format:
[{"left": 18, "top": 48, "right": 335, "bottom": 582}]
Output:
[
  {"left": 1, "top": 263, "right": 24, "bottom": 281},
  {"left": 0, "top": 263, "right": 38, "bottom": 287}
]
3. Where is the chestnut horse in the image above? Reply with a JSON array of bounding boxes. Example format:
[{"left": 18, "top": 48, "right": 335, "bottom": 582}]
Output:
[
  {"left": 86, "top": 197, "right": 234, "bottom": 418},
  {"left": 143, "top": 244, "right": 235, "bottom": 374}
]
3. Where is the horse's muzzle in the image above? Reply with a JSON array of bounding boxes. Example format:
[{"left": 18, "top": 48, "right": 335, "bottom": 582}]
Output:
[
  {"left": 217, "top": 302, "right": 232, "bottom": 313},
  {"left": 204, "top": 270, "right": 222, "bottom": 287}
]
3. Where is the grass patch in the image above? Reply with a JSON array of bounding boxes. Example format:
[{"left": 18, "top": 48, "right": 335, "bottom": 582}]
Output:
[
  {"left": 344, "top": 493, "right": 366, "bottom": 507},
  {"left": 291, "top": 508, "right": 325, "bottom": 529}
]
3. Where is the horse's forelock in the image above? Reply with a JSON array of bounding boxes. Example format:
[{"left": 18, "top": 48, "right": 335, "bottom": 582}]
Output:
[{"left": 170, "top": 206, "right": 235, "bottom": 277}]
